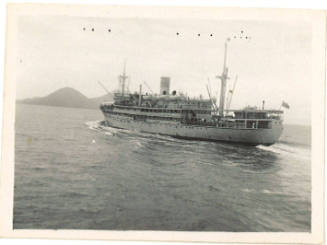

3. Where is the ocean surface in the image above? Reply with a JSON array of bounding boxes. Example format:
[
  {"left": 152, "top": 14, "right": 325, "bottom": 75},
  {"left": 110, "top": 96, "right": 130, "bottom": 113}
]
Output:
[{"left": 14, "top": 104, "right": 311, "bottom": 231}]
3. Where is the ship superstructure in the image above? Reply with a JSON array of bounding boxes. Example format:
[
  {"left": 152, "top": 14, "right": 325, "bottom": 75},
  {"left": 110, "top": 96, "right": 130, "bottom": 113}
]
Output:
[{"left": 100, "top": 40, "right": 284, "bottom": 145}]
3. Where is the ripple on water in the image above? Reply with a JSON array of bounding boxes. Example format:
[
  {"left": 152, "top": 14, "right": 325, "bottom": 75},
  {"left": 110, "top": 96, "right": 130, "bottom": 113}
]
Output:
[{"left": 14, "top": 109, "right": 311, "bottom": 231}]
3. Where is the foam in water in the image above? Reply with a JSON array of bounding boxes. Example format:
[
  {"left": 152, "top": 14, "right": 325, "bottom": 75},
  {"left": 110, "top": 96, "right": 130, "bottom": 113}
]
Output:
[
  {"left": 257, "top": 142, "right": 310, "bottom": 160},
  {"left": 85, "top": 120, "right": 102, "bottom": 131},
  {"left": 85, "top": 121, "right": 123, "bottom": 136},
  {"left": 87, "top": 121, "right": 310, "bottom": 161}
]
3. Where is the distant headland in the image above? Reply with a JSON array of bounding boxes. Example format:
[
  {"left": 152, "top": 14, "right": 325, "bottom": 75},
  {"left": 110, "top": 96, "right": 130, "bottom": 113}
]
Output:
[{"left": 17, "top": 87, "right": 113, "bottom": 110}]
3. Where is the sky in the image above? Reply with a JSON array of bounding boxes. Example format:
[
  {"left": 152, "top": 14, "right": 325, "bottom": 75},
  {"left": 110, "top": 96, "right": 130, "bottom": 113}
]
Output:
[{"left": 16, "top": 15, "right": 312, "bottom": 125}]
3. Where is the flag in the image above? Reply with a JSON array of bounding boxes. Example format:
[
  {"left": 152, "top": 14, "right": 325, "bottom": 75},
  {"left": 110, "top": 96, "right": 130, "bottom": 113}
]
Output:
[
  {"left": 229, "top": 90, "right": 233, "bottom": 94},
  {"left": 281, "top": 101, "right": 290, "bottom": 109}
]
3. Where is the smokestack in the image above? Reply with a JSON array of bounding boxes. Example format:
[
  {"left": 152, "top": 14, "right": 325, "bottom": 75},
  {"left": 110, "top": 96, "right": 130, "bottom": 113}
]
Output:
[{"left": 160, "top": 77, "right": 170, "bottom": 95}]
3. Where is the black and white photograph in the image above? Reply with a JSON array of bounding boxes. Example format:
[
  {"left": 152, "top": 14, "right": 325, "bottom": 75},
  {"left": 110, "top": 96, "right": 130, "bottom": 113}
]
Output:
[{"left": 0, "top": 3, "right": 325, "bottom": 244}]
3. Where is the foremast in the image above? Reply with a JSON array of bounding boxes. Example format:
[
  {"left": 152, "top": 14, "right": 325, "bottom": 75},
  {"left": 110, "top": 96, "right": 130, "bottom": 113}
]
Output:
[{"left": 118, "top": 60, "right": 128, "bottom": 96}]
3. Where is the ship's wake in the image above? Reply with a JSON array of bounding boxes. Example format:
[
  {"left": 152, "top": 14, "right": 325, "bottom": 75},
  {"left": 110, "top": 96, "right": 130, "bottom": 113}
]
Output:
[
  {"left": 85, "top": 120, "right": 191, "bottom": 144},
  {"left": 85, "top": 120, "right": 124, "bottom": 136},
  {"left": 257, "top": 142, "right": 310, "bottom": 160},
  {"left": 86, "top": 121, "right": 310, "bottom": 161}
]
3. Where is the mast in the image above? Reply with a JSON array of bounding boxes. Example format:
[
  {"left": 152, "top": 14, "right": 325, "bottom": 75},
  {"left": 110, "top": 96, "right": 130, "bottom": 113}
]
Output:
[
  {"left": 119, "top": 59, "right": 128, "bottom": 97},
  {"left": 217, "top": 38, "right": 230, "bottom": 117},
  {"left": 138, "top": 84, "right": 142, "bottom": 106}
]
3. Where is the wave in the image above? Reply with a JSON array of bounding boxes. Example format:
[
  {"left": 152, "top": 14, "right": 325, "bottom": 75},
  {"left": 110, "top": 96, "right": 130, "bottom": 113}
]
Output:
[
  {"left": 86, "top": 120, "right": 191, "bottom": 145},
  {"left": 242, "top": 188, "right": 286, "bottom": 195},
  {"left": 278, "top": 139, "right": 310, "bottom": 148},
  {"left": 257, "top": 142, "right": 310, "bottom": 160},
  {"left": 86, "top": 121, "right": 311, "bottom": 162},
  {"left": 85, "top": 120, "right": 105, "bottom": 131},
  {"left": 86, "top": 121, "right": 150, "bottom": 151},
  {"left": 85, "top": 120, "right": 124, "bottom": 136}
]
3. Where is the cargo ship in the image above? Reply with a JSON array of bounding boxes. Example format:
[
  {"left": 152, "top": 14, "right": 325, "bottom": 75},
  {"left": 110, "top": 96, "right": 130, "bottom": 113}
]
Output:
[{"left": 100, "top": 40, "right": 285, "bottom": 146}]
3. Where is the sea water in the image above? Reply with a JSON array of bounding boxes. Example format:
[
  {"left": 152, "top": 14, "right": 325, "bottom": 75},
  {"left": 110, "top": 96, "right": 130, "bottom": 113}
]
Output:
[{"left": 13, "top": 104, "right": 311, "bottom": 231}]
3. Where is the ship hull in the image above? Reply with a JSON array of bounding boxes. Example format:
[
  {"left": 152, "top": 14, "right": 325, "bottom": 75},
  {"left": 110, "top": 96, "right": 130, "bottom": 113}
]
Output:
[{"left": 102, "top": 112, "right": 283, "bottom": 146}]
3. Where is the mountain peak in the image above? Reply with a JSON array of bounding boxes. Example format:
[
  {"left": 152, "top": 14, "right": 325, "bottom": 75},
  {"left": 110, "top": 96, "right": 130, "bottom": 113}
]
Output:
[
  {"left": 49, "top": 87, "right": 88, "bottom": 99},
  {"left": 17, "top": 87, "right": 113, "bottom": 110}
]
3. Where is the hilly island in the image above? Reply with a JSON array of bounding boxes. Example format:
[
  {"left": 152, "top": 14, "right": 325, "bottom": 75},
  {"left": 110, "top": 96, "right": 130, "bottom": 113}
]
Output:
[{"left": 17, "top": 87, "right": 114, "bottom": 110}]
